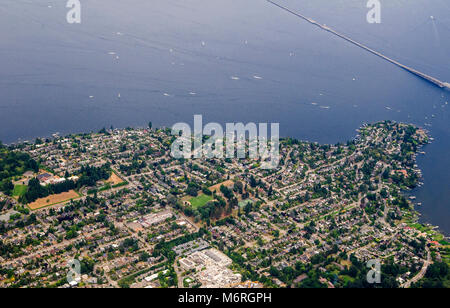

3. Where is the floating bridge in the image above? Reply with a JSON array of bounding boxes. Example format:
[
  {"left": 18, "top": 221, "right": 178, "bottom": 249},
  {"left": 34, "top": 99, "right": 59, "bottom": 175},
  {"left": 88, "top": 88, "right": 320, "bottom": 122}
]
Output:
[{"left": 267, "top": 0, "right": 450, "bottom": 89}]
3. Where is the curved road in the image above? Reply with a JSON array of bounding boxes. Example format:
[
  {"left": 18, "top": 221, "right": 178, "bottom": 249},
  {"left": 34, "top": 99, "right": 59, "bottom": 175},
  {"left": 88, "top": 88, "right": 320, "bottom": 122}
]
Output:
[{"left": 402, "top": 246, "right": 431, "bottom": 288}]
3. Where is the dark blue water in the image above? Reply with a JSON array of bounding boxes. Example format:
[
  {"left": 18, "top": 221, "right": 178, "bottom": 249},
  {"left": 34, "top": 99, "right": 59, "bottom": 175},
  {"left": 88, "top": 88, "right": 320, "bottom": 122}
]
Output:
[{"left": 0, "top": 0, "right": 449, "bottom": 234}]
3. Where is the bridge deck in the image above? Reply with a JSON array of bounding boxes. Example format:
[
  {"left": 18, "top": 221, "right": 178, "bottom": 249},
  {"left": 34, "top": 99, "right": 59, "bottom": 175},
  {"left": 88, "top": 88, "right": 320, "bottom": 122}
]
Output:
[{"left": 267, "top": 0, "right": 449, "bottom": 89}]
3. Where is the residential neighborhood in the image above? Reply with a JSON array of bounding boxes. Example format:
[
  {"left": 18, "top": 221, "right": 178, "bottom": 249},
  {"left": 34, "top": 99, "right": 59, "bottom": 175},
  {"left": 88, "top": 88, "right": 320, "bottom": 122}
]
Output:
[{"left": 0, "top": 121, "right": 448, "bottom": 288}]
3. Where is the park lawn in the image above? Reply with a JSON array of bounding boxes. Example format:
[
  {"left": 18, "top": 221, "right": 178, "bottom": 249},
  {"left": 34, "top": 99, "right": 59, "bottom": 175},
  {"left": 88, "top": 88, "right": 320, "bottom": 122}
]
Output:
[
  {"left": 13, "top": 184, "right": 27, "bottom": 197},
  {"left": 189, "top": 194, "right": 213, "bottom": 209}
]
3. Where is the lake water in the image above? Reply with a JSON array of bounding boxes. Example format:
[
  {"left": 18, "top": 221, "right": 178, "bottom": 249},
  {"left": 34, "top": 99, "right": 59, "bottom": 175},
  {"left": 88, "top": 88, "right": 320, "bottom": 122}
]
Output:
[{"left": 0, "top": 0, "right": 449, "bottom": 234}]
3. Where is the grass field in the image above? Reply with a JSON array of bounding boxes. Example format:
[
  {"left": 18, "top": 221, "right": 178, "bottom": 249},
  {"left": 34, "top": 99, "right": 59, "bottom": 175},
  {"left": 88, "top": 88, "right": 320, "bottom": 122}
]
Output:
[
  {"left": 13, "top": 185, "right": 27, "bottom": 197},
  {"left": 189, "top": 194, "right": 213, "bottom": 209},
  {"left": 28, "top": 190, "right": 81, "bottom": 210}
]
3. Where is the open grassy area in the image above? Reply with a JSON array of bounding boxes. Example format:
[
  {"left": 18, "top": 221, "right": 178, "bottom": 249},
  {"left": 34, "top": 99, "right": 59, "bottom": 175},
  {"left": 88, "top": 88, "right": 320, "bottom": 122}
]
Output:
[
  {"left": 189, "top": 194, "right": 213, "bottom": 209},
  {"left": 209, "top": 180, "right": 234, "bottom": 194},
  {"left": 239, "top": 199, "right": 254, "bottom": 208},
  {"left": 27, "top": 190, "right": 81, "bottom": 210},
  {"left": 13, "top": 184, "right": 27, "bottom": 197}
]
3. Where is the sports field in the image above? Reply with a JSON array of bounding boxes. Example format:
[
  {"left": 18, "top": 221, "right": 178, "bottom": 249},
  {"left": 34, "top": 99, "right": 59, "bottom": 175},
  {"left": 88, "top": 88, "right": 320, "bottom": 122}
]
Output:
[
  {"left": 189, "top": 194, "right": 213, "bottom": 209},
  {"left": 27, "top": 190, "right": 81, "bottom": 210}
]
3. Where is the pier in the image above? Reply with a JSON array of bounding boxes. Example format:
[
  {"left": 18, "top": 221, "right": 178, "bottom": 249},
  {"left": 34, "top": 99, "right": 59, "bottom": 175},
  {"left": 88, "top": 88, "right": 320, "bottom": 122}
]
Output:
[{"left": 267, "top": 0, "right": 450, "bottom": 89}]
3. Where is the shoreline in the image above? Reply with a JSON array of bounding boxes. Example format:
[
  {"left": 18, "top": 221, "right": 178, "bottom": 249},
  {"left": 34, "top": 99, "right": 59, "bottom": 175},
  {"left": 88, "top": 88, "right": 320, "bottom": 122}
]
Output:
[{"left": 3, "top": 121, "right": 447, "bottom": 241}]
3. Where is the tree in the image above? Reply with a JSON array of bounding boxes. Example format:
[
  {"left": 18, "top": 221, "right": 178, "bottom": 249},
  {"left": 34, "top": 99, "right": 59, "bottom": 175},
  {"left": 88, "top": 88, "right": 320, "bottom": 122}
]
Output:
[
  {"left": 148, "top": 122, "right": 153, "bottom": 130},
  {"left": 220, "top": 185, "right": 233, "bottom": 199},
  {"left": 234, "top": 181, "right": 244, "bottom": 194},
  {"left": 80, "top": 258, "right": 95, "bottom": 274},
  {"left": 0, "top": 149, "right": 39, "bottom": 181},
  {"left": 249, "top": 175, "right": 257, "bottom": 188},
  {"left": 186, "top": 182, "right": 200, "bottom": 197},
  {"left": 167, "top": 194, "right": 178, "bottom": 206},
  {"left": 0, "top": 180, "right": 14, "bottom": 196},
  {"left": 202, "top": 186, "right": 212, "bottom": 195},
  {"left": 244, "top": 202, "right": 252, "bottom": 216}
]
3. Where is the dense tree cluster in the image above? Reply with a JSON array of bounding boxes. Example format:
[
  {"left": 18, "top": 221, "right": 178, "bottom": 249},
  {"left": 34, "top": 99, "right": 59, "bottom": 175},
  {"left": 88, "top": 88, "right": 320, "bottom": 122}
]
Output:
[
  {"left": 186, "top": 182, "right": 201, "bottom": 197},
  {"left": 77, "top": 164, "right": 111, "bottom": 187},
  {"left": 19, "top": 164, "right": 111, "bottom": 204},
  {"left": 413, "top": 261, "right": 449, "bottom": 288},
  {"left": 0, "top": 147, "right": 38, "bottom": 195}
]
